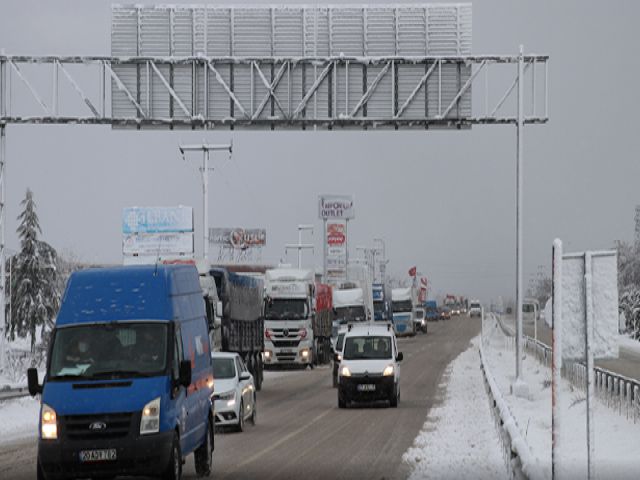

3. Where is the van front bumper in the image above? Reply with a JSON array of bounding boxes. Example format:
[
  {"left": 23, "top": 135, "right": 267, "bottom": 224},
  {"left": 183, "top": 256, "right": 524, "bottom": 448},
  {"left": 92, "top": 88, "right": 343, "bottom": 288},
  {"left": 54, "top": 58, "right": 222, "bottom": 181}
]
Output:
[
  {"left": 339, "top": 374, "right": 395, "bottom": 402},
  {"left": 38, "top": 430, "right": 174, "bottom": 479}
]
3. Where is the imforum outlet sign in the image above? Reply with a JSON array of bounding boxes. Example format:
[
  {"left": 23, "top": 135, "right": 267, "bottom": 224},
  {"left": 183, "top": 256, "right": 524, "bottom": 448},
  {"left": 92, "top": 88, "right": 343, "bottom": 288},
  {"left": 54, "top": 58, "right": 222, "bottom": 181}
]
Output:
[{"left": 318, "top": 195, "right": 355, "bottom": 220}]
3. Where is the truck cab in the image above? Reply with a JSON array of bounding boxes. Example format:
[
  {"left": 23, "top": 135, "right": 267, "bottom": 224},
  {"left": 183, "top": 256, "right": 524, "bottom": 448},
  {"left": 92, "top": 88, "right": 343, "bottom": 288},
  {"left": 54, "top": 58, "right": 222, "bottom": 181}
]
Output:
[
  {"left": 28, "top": 265, "right": 214, "bottom": 480},
  {"left": 391, "top": 288, "right": 416, "bottom": 337},
  {"left": 263, "top": 269, "right": 315, "bottom": 367}
]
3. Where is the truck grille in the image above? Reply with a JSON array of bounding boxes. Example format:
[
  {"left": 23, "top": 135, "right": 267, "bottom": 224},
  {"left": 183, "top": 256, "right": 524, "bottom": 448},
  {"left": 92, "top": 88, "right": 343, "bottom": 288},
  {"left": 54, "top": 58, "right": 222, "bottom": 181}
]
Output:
[
  {"left": 62, "top": 412, "right": 133, "bottom": 441},
  {"left": 272, "top": 340, "right": 299, "bottom": 348},
  {"left": 275, "top": 352, "right": 297, "bottom": 362}
]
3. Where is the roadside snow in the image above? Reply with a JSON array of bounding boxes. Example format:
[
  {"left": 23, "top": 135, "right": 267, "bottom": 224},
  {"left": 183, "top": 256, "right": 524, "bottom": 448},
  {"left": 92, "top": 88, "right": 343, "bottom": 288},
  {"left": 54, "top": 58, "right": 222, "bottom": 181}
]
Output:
[
  {"left": 483, "top": 315, "right": 640, "bottom": 479},
  {"left": 403, "top": 337, "right": 508, "bottom": 480},
  {"left": 0, "top": 396, "right": 40, "bottom": 444}
]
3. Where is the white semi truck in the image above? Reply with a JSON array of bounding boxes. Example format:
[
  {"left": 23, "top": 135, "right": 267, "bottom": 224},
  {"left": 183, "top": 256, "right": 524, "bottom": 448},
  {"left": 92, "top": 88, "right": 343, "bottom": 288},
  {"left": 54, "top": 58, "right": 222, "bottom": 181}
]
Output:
[
  {"left": 263, "top": 268, "right": 332, "bottom": 367},
  {"left": 331, "top": 264, "right": 374, "bottom": 339},
  {"left": 392, "top": 287, "right": 417, "bottom": 337}
]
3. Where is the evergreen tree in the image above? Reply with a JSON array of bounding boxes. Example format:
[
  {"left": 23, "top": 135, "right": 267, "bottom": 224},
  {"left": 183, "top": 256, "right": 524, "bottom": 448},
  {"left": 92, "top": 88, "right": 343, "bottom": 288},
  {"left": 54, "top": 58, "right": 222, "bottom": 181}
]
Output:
[{"left": 5, "top": 189, "right": 60, "bottom": 351}]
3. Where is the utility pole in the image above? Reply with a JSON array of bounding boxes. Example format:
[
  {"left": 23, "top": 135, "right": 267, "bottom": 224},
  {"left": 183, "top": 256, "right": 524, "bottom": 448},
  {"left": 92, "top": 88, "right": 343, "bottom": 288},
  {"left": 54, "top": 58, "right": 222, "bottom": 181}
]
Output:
[
  {"left": 374, "top": 238, "right": 387, "bottom": 287},
  {"left": 179, "top": 141, "right": 232, "bottom": 261},
  {"left": 0, "top": 124, "right": 5, "bottom": 372},
  {"left": 285, "top": 224, "right": 314, "bottom": 269}
]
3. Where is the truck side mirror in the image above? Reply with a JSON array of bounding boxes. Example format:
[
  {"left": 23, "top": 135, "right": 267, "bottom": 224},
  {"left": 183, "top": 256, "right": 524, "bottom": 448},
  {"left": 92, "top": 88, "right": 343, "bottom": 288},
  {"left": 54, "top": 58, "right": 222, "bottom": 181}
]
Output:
[
  {"left": 216, "top": 301, "right": 223, "bottom": 317},
  {"left": 179, "top": 360, "right": 192, "bottom": 388},
  {"left": 27, "top": 368, "right": 42, "bottom": 396},
  {"left": 396, "top": 352, "right": 404, "bottom": 362}
]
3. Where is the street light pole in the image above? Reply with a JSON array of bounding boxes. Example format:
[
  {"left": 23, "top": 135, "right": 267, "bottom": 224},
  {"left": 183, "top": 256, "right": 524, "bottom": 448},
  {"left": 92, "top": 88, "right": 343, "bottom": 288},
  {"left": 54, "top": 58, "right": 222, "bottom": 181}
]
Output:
[{"left": 179, "top": 142, "right": 232, "bottom": 261}]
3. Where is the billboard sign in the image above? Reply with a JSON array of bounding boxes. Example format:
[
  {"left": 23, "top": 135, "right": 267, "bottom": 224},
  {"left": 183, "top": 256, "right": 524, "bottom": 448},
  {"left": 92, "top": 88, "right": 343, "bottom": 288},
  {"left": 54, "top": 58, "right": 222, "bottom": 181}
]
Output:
[
  {"left": 325, "top": 220, "right": 347, "bottom": 283},
  {"left": 122, "top": 206, "right": 193, "bottom": 234},
  {"left": 560, "top": 251, "right": 619, "bottom": 360},
  {"left": 123, "top": 232, "right": 194, "bottom": 256},
  {"left": 210, "top": 228, "right": 266, "bottom": 249},
  {"left": 318, "top": 195, "right": 355, "bottom": 220}
]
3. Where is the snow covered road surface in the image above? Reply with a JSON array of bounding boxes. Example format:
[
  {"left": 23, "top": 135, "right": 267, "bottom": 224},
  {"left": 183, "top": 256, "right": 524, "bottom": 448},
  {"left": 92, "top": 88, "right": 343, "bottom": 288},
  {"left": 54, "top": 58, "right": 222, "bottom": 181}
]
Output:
[
  {"left": 0, "top": 395, "right": 40, "bottom": 444},
  {"left": 404, "top": 336, "right": 508, "bottom": 480}
]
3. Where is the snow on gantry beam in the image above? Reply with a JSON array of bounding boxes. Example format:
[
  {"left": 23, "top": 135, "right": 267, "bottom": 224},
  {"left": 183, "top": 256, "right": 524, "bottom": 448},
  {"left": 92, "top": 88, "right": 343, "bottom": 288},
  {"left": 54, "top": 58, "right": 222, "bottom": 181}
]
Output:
[{"left": 0, "top": 55, "right": 549, "bottom": 128}]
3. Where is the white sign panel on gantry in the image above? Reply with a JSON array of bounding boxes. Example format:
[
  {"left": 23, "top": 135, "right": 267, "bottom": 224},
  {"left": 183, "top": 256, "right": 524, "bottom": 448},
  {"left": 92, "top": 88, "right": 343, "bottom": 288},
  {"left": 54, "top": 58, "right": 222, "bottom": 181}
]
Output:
[{"left": 111, "top": 4, "right": 472, "bottom": 130}]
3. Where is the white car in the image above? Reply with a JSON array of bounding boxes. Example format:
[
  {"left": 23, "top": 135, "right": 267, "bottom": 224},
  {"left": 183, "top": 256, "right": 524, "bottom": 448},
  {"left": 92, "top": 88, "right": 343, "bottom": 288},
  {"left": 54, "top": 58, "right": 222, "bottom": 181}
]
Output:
[
  {"left": 337, "top": 323, "right": 403, "bottom": 408},
  {"left": 212, "top": 352, "right": 257, "bottom": 432}
]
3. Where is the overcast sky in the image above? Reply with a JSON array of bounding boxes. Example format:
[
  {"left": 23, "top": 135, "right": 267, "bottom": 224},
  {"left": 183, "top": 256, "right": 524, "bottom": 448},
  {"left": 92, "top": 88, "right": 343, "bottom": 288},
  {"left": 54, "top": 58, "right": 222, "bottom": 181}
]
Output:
[{"left": 1, "top": 0, "right": 639, "bottom": 303}]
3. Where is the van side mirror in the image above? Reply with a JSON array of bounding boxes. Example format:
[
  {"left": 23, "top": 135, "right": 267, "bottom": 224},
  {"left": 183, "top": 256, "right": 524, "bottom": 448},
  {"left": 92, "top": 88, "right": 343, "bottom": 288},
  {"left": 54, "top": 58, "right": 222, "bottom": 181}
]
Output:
[
  {"left": 396, "top": 352, "right": 404, "bottom": 362},
  {"left": 179, "top": 360, "right": 192, "bottom": 388},
  {"left": 27, "top": 368, "right": 42, "bottom": 396}
]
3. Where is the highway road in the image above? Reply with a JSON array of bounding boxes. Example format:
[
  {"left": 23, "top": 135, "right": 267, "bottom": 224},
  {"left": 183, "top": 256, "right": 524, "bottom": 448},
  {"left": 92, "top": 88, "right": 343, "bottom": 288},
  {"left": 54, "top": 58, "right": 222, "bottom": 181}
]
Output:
[{"left": 0, "top": 316, "right": 480, "bottom": 480}]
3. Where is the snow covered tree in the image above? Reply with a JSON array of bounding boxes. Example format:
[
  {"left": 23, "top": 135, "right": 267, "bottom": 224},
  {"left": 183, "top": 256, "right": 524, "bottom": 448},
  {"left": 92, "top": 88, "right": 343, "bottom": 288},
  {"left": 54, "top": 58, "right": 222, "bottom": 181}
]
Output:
[
  {"left": 5, "top": 189, "right": 61, "bottom": 352},
  {"left": 616, "top": 240, "right": 640, "bottom": 339}
]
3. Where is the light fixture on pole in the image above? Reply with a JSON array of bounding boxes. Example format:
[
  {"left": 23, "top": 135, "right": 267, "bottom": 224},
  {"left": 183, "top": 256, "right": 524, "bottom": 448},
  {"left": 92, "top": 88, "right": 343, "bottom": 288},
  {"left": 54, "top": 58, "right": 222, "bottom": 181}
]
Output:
[{"left": 179, "top": 141, "right": 232, "bottom": 261}]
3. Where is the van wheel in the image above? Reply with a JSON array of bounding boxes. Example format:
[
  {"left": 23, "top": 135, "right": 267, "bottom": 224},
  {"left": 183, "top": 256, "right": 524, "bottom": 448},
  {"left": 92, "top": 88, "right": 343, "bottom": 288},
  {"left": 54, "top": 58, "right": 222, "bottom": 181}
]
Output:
[
  {"left": 194, "top": 418, "right": 213, "bottom": 477},
  {"left": 338, "top": 394, "right": 347, "bottom": 409},
  {"left": 237, "top": 401, "right": 245, "bottom": 432},
  {"left": 37, "top": 460, "right": 47, "bottom": 480},
  {"left": 163, "top": 433, "right": 182, "bottom": 480},
  {"left": 390, "top": 385, "right": 399, "bottom": 408},
  {"left": 332, "top": 372, "right": 338, "bottom": 388}
]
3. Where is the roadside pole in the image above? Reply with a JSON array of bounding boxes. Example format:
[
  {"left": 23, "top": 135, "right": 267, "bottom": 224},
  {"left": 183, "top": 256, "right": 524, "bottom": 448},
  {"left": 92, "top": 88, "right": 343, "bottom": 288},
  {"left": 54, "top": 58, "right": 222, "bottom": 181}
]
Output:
[
  {"left": 584, "top": 252, "right": 595, "bottom": 480},
  {"left": 552, "top": 239, "right": 563, "bottom": 480},
  {"left": 179, "top": 142, "right": 232, "bottom": 261},
  {"left": 513, "top": 44, "right": 528, "bottom": 397},
  {"left": 0, "top": 124, "right": 5, "bottom": 372}
]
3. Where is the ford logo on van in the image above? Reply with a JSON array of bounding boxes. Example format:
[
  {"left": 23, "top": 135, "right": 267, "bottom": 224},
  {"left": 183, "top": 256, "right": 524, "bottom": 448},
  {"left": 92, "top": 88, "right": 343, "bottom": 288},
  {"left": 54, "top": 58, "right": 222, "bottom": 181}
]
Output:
[{"left": 89, "top": 422, "right": 107, "bottom": 431}]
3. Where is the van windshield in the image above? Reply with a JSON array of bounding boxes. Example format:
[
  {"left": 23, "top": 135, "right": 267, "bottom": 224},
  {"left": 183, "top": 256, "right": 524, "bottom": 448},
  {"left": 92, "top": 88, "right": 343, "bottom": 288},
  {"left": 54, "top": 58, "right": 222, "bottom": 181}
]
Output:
[
  {"left": 48, "top": 322, "right": 169, "bottom": 380},
  {"left": 343, "top": 336, "right": 392, "bottom": 360},
  {"left": 265, "top": 298, "right": 309, "bottom": 320}
]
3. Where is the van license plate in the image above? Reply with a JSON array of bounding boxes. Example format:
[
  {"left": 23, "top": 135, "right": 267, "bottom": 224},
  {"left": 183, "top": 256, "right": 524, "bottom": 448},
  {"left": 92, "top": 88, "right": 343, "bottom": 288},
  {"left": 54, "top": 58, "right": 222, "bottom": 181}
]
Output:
[
  {"left": 357, "top": 384, "right": 376, "bottom": 392},
  {"left": 79, "top": 449, "right": 117, "bottom": 462}
]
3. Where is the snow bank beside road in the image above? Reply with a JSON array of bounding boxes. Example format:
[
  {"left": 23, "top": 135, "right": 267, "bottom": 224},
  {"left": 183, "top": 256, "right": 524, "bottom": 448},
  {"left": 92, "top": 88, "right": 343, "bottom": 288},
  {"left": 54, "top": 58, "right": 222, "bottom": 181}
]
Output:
[
  {"left": 403, "top": 337, "right": 508, "bottom": 480},
  {"left": 0, "top": 396, "right": 40, "bottom": 444}
]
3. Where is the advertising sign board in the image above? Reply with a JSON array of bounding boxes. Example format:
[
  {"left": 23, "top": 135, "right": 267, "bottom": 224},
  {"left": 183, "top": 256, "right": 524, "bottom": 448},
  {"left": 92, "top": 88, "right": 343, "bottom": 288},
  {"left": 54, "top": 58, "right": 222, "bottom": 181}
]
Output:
[
  {"left": 209, "top": 228, "right": 266, "bottom": 249},
  {"left": 122, "top": 232, "right": 194, "bottom": 256},
  {"left": 325, "top": 220, "right": 347, "bottom": 283},
  {"left": 122, "top": 206, "right": 193, "bottom": 234},
  {"left": 318, "top": 195, "right": 355, "bottom": 220}
]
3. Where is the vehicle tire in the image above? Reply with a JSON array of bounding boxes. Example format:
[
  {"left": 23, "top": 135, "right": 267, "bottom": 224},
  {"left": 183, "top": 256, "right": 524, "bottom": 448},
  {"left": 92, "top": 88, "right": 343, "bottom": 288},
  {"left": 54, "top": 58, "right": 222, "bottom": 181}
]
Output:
[
  {"left": 37, "top": 460, "right": 47, "bottom": 480},
  {"left": 237, "top": 401, "right": 245, "bottom": 432},
  {"left": 194, "top": 418, "right": 213, "bottom": 477},
  {"left": 332, "top": 372, "right": 338, "bottom": 388},
  {"left": 162, "top": 432, "right": 182, "bottom": 480},
  {"left": 338, "top": 394, "right": 346, "bottom": 409},
  {"left": 390, "top": 385, "right": 399, "bottom": 408},
  {"left": 250, "top": 396, "right": 257, "bottom": 426},
  {"left": 255, "top": 354, "right": 263, "bottom": 392}
]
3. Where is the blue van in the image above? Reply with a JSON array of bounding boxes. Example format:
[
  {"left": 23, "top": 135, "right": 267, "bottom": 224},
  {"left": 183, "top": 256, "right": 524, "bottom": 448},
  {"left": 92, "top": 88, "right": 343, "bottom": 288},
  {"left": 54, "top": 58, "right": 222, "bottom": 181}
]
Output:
[{"left": 28, "top": 264, "right": 215, "bottom": 480}]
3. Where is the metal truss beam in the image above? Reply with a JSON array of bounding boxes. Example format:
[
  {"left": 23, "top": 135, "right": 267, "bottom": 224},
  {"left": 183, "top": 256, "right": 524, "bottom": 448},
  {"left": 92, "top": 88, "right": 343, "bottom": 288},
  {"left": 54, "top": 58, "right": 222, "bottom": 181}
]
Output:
[{"left": 0, "top": 54, "right": 549, "bottom": 128}]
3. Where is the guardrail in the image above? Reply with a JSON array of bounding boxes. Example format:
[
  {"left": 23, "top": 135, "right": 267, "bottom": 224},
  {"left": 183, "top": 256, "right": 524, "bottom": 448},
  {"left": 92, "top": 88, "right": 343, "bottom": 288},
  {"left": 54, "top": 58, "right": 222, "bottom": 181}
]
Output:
[
  {"left": 491, "top": 312, "right": 640, "bottom": 424},
  {"left": 0, "top": 386, "right": 30, "bottom": 402}
]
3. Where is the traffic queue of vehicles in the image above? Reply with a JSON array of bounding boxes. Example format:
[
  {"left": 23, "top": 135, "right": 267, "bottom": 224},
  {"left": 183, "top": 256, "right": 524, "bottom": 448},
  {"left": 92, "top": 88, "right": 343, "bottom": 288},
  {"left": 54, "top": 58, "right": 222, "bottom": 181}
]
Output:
[{"left": 26, "top": 257, "right": 473, "bottom": 479}]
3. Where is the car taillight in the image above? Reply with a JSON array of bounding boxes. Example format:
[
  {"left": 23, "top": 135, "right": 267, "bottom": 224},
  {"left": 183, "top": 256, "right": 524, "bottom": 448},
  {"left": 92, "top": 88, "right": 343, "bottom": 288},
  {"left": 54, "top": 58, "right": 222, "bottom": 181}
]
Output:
[{"left": 298, "top": 329, "right": 307, "bottom": 339}]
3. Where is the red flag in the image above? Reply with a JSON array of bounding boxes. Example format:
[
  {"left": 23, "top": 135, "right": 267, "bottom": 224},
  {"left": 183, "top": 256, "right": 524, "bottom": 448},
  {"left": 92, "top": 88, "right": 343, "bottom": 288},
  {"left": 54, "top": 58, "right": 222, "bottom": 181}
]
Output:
[{"left": 408, "top": 266, "right": 417, "bottom": 277}]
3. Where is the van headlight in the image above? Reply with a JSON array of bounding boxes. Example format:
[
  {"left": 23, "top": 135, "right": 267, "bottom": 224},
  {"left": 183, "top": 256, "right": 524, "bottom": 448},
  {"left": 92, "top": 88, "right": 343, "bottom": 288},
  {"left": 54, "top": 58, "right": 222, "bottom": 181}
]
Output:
[
  {"left": 382, "top": 365, "right": 394, "bottom": 377},
  {"left": 41, "top": 404, "right": 58, "bottom": 440},
  {"left": 340, "top": 366, "right": 351, "bottom": 377},
  {"left": 140, "top": 397, "right": 161, "bottom": 435}
]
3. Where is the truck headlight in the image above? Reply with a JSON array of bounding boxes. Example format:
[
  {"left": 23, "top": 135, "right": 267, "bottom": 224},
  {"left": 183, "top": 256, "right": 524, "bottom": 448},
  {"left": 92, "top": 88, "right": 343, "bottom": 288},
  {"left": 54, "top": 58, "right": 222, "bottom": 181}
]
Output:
[
  {"left": 340, "top": 366, "right": 351, "bottom": 377},
  {"left": 301, "top": 348, "right": 310, "bottom": 359},
  {"left": 140, "top": 397, "right": 160, "bottom": 435},
  {"left": 41, "top": 403, "right": 58, "bottom": 440},
  {"left": 383, "top": 365, "right": 394, "bottom": 377}
]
